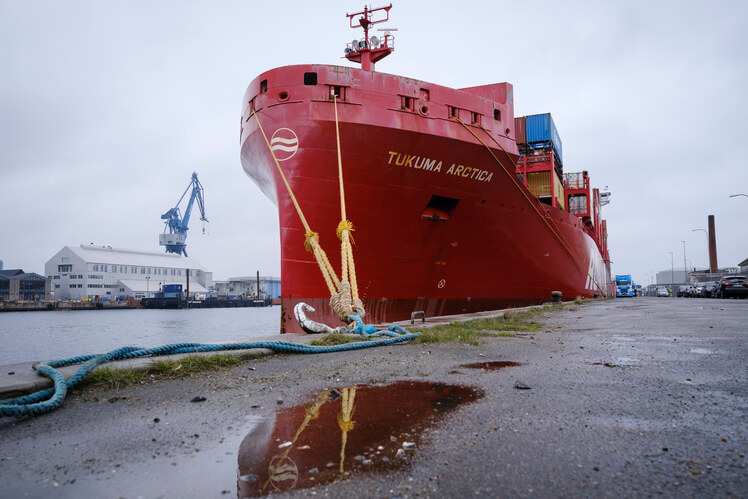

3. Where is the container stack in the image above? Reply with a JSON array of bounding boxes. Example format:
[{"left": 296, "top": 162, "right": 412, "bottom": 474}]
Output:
[
  {"left": 514, "top": 113, "right": 564, "bottom": 209},
  {"left": 524, "top": 113, "right": 563, "bottom": 168},
  {"left": 565, "top": 171, "right": 590, "bottom": 216},
  {"left": 513, "top": 113, "right": 610, "bottom": 267}
]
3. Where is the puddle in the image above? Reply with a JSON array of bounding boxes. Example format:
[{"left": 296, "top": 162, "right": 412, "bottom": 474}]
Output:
[
  {"left": 460, "top": 361, "right": 521, "bottom": 371},
  {"left": 236, "top": 381, "right": 483, "bottom": 497}
]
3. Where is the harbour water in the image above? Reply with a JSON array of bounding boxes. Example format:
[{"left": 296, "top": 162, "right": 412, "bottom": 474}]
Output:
[{"left": 0, "top": 307, "right": 281, "bottom": 366}]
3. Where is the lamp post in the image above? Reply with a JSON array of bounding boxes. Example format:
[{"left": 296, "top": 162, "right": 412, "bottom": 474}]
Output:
[
  {"left": 146, "top": 276, "right": 150, "bottom": 297},
  {"left": 670, "top": 251, "right": 674, "bottom": 296},
  {"left": 681, "top": 240, "right": 687, "bottom": 285}
]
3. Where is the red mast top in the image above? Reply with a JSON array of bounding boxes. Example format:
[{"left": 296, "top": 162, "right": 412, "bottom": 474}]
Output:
[{"left": 344, "top": 4, "right": 395, "bottom": 71}]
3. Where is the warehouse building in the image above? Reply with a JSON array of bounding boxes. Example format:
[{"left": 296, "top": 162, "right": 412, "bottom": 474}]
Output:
[
  {"left": 45, "top": 245, "right": 213, "bottom": 301},
  {"left": 0, "top": 269, "right": 51, "bottom": 301}
]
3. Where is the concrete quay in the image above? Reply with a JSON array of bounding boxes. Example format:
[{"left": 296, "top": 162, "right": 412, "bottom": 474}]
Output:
[{"left": 0, "top": 298, "right": 746, "bottom": 498}]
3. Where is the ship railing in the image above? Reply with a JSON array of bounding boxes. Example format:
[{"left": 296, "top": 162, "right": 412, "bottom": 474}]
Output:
[{"left": 345, "top": 33, "right": 395, "bottom": 53}]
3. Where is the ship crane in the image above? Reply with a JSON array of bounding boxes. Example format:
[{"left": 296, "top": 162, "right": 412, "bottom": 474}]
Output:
[{"left": 159, "top": 172, "right": 208, "bottom": 257}]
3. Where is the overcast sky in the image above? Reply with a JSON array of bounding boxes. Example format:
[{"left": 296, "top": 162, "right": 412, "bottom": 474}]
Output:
[{"left": 1, "top": 0, "right": 746, "bottom": 286}]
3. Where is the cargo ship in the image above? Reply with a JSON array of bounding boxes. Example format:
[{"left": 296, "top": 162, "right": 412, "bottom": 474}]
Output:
[{"left": 240, "top": 5, "right": 611, "bottom": 333}]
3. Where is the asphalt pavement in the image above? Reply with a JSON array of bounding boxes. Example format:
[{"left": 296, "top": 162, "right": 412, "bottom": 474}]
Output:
[{"left": 0, "top": 297, "right": 746, "bottom": 498}]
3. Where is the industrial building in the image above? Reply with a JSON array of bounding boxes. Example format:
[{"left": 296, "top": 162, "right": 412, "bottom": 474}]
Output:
[
  {"left": 656, "top": 266, "right": 740, "bottom": 288},
  {"left": 213, "top": 276, "right": 281, "bottom": 299},
  {"left": 0, "top": 269, "right": 51, "bottom": 301},
  {"left": 45, "top": 245, "right": 213, "bottom": 301}
]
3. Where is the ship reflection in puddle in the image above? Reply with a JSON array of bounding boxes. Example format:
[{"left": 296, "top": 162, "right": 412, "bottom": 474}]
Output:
[
  {"left": 460, "top": 361, "right": 522, "bottom": 370},
  {"left": 236, "top": 381, "right": 483, "bottom": 497}
]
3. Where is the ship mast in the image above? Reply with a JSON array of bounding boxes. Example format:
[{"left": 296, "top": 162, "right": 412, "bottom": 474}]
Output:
[{"left": 344, "top": 4, "right": 395, "bottom": 71}]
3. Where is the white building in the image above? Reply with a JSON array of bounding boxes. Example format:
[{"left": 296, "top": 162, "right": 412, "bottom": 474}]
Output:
[
  {"left": 213, "top": 276, "right": 281, "bottom": 299},
  {"left": 45, "top": 245, "right": 212, "bottom": 300}
]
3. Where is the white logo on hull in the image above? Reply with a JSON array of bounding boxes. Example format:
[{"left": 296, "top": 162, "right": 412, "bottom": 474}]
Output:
[{"left": 270, "top": 128, "right": 299, "bottom": 161}]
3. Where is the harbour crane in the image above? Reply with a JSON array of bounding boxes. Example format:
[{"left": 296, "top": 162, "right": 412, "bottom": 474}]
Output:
[{"left": 159, "top": 172, "right": 208, "bottom": 257}]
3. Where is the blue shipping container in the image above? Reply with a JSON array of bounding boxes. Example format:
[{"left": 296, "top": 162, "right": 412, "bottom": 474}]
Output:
[
  {"left": 525, "top": 113, "right": 563, "bottom": 165},
  {"left": 163, "top": 284, "right": 183, "bottom": 293}
]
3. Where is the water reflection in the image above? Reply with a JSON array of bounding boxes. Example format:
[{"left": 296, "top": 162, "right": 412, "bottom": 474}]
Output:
[{"left": 236, "top": 381, "right": 483, "bottom": 497}]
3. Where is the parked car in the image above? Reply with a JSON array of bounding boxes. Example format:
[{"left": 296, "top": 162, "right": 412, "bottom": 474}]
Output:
[
  {"left": 677, "top": 285, "right": 691, "bottom": 297},
  {"left": 656, "top": 286, "right": 669, "bottom": 297},
  {"left": 714, "top": 275, "right": 748, "bottom": 298},
  {"left": 700, "top": 281, "right": 718, "bottom": 298}
]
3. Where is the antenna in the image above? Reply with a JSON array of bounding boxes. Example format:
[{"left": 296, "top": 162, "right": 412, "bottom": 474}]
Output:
[{"left": 344, "top": 4, "right": 395, "bottom": 71}]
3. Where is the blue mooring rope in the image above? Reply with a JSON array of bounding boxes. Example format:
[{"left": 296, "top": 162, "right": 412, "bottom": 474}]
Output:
[{"left": 0, "top": 326, "right": 419, "bottom": 418}]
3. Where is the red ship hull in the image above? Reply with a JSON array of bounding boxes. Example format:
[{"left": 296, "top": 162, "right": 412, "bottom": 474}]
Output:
[{"left": 240, "top": 65, "right": 610, "bottom": 333}]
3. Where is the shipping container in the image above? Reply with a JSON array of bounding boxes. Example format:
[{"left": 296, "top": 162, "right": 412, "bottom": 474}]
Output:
[
  {"left": 527, "top": 171, "right": 551, "bottom": 197},
  {"left": 525, "top": 113, "right": 563, "bottom": 166},
  {"left": 568, "top": 194, "right": 587, "bottom": 215},
  {"left": 565, "top": 172, "right": 587, "bottom": 190},
  {"left": 514, "top": 116, "right": 526, "bottom": 145},
  {"left": 163, "top": 284, "right": 183, "bottom": 293},
  {"left": 554, "top": 170, "right": 565, "bottom": 210}
]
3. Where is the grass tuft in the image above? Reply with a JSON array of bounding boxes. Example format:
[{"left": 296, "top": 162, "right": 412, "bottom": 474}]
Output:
[
  {"left": 88, "top": 368, "right": 145, "bottom": 390},
  {"left": 310, "top": 333, "right": 360, "bottom": 346},
  {"left": 411, "top": 301, "right": 581, "bottom": 344},
  {"left": 151, "top": 354, "right": 242, "bottom": 376},
  {"left": 82, "top": 353, "right": 243, "bottom": 390}
]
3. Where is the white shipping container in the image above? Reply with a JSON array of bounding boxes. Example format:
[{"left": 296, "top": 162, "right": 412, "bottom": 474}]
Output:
[{"left": 569, "top": 194, "right": 587, "bottom": 215}]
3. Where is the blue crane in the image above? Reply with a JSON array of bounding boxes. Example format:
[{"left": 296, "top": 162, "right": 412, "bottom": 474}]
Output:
[{"left": 159, "top": 172, "right": 208, "bottom": 257}]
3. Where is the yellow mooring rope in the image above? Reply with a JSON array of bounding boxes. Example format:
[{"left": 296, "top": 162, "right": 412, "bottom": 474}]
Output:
[
  {"left": 331, "top": 96, "right": 365, "bottom": 321},
  {"left": 451, "top": 116, "right": 606, "bottom": 297},
  {"left": 253, "top": 105, "right": 365, "bottom": 323},
  {"left": 253, "top": 111, "right": 340, "bottom": 297}
]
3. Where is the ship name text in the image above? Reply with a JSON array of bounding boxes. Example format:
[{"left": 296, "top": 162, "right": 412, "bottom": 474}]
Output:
[{"left": 387, "top": 151, "right": 493, "bottom": 183}]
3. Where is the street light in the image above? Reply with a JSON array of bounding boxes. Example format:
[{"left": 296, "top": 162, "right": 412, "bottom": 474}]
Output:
[
  {"left": 681, "top": 240, "right": 687, "bottom": 284},
  {"left": 729, "top": 193, "right": 747, "bottom": 198},
  {"left": 670, "top": 251, "right": 674, "bottom": 296}
]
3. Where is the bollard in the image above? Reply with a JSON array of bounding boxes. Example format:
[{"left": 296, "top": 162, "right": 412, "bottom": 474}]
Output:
[
  {"left": 411, "top": 311, "right": 426, "bottom": 324},
  {"left": 551, "top": 291, "right": 562, "bottom": 303}
]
